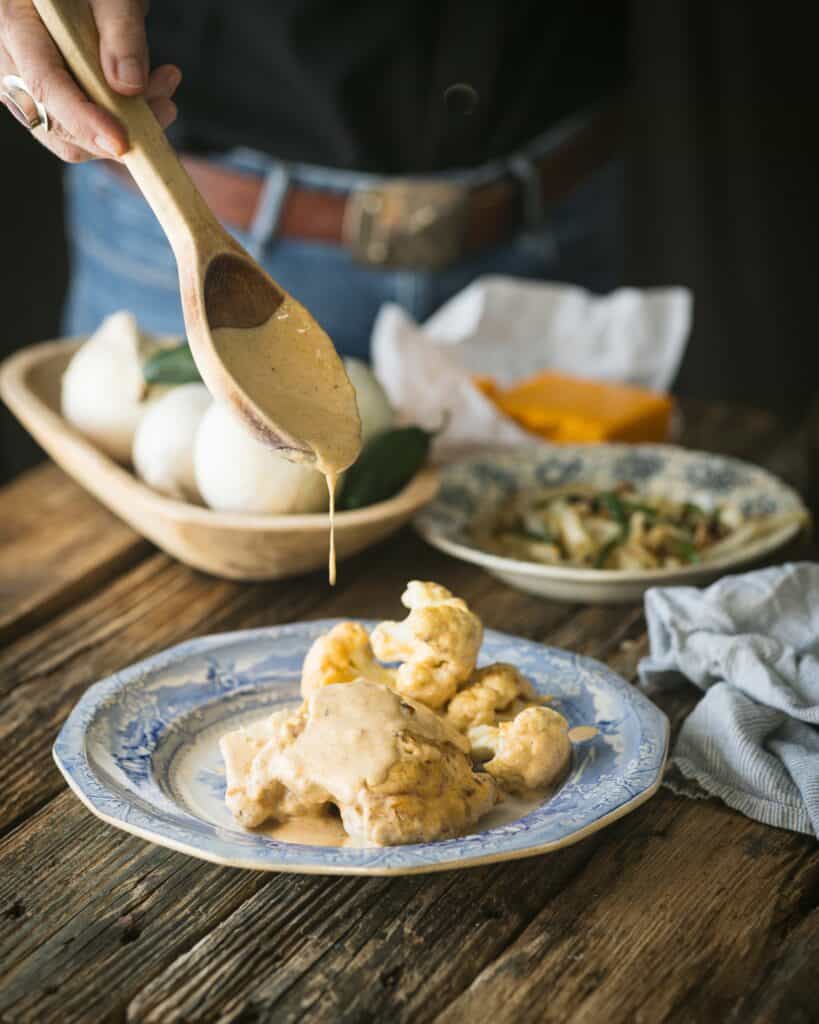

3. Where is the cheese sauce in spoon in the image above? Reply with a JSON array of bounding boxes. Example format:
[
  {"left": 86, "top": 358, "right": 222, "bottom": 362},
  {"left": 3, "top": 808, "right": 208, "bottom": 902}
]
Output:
[{"left": 212, "top": 296, "right": 361, "bottom": 584}]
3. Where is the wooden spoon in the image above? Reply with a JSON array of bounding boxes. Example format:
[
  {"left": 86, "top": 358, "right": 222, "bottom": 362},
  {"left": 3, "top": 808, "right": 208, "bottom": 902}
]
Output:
[{"left": 32, "top": 0, "right": 361, "bottom": 471}]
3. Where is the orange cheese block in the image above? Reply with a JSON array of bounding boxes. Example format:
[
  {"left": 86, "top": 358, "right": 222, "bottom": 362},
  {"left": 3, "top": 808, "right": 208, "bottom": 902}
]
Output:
[{"left": 474, "top": 371, "right": 674, "bottom": 443}]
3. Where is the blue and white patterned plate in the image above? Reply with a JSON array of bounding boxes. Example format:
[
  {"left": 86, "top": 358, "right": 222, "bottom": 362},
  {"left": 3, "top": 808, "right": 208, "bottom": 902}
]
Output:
[
  {"left": 415, "top": 444, "right": 808, "bottom": 603},
  {"left": 54, "top": 621, "right": 668, "bottom": 875}
]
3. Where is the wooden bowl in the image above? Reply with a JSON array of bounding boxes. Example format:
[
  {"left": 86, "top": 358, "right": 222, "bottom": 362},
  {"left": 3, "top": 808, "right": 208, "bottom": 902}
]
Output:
[{"left": 0, "top": 339, "right": 439, "bottom": 580}]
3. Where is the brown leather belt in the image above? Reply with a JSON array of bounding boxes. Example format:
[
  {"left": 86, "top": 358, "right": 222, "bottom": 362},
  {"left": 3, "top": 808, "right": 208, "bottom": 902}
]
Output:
[{"left": 109, "top": 101, "right": 622, "bottom": 270}]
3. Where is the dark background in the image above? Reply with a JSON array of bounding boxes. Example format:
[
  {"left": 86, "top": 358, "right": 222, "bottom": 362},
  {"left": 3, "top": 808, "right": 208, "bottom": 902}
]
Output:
[{"left": 1, "top": 2, "right": 817, "bottom": 483}]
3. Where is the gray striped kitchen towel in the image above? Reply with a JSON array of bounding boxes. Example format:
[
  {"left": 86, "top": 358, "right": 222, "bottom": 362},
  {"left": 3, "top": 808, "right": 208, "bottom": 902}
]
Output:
[{"left": 638, "top": 562, "right": 819, "bottom": 836}]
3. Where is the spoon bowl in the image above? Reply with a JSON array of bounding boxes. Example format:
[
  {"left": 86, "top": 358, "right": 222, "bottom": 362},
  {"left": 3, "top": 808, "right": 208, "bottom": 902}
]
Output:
[{"left": 187, "top": 247, "right": 315, "bottom": 459}]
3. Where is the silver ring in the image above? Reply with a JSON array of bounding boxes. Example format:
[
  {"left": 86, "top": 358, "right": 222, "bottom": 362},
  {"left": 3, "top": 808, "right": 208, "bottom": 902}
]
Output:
[{"left": 1, "top": 75, "right": 49, "bottom": 132}]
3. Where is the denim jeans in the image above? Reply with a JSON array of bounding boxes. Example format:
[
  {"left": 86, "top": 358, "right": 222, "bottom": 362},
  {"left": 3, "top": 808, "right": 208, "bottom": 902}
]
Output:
[{"left": 63, "top": 119, "right": 624, "bottom": 361}]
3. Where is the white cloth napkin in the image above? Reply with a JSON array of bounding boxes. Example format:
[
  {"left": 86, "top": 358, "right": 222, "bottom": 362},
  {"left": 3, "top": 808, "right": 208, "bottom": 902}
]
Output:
[{"left": 372, "top": 275, "right": 692, "bottom": 459}]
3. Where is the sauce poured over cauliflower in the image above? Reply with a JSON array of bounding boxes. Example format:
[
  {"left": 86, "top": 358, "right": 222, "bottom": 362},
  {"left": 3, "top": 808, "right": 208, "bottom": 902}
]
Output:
[
  {"left": 221, "top": 580, "right": 574, "bottom": 847},
  {"left": 220, "top": 680, "right": 497, "bottom": 846}
]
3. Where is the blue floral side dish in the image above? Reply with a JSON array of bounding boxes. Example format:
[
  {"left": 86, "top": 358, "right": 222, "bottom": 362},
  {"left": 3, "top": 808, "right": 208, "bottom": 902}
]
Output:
[
  {"left": 418, "top": 445, "right": 804, "bottom": 543},
  {"left": 54, "top": 622, "right": 669, "bottom": 875},
  {"left": 413, "top": 444, "right": 807, "bottom": 604}
]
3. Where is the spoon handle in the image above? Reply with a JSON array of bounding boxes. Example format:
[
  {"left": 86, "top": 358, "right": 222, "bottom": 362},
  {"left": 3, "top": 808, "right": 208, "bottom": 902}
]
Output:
[{"left": 32, "top": 0, "right": 220, "bottom": 259}]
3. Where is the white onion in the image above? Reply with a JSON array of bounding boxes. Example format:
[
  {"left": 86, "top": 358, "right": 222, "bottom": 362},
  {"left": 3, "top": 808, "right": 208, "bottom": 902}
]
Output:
[
  {"left": 61, "top": 311, "right": 164, "bottom": 462},
  {"left": 194, "top": 402, "right": 331, "bottom": 514},
  {"left": 132, "top": 384, "right": 211, "bottom": 502},
  {"left": 343, "top": 358, "right": 393, "bottom": 444}
]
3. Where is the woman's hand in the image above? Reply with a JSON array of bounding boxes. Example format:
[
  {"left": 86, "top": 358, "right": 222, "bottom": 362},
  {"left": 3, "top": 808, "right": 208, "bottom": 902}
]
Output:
[{"left": 0, "top": 0, "right": 180, "bottom": 162}]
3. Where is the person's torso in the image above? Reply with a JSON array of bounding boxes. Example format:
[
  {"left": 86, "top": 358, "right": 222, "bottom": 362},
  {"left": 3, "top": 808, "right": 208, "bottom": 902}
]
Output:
[{"left": 149, "top": 0, "right": 627, "bottom": 173}]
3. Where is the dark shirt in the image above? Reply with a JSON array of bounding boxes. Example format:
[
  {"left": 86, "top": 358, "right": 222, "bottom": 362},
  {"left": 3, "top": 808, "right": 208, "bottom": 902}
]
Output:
[{"left": 148, "top": 1, "right": 627, "bottom": 174}]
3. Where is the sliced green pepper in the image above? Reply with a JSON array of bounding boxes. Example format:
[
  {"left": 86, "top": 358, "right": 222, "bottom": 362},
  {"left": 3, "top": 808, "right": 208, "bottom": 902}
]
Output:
[
  {"left": 669, "top": 538, "right": 700, "bottom": 563},
  {"left": 594, "top": 536, "right": 623, "bottom": 568},
  {"left": 623, "top": 501, "right": 659, "bottom": 522},
  {"left": 600, "top": 491, "right": 628, "bottom": 530},
  {"left": 513, "top": 526, "right": 556, "bottom": 543}
]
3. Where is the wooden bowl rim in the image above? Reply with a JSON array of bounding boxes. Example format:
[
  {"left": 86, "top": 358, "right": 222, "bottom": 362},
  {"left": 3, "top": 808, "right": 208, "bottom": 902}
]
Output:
[{"left": 0, "top": 337, "right": 440, "bottom": 534}]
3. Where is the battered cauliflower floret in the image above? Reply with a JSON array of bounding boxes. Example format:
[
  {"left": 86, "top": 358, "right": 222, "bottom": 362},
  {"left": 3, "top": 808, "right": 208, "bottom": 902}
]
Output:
[
  {"left": 469, "top": 706, "right": 571, "bottom": 792},
  {"left": 220, "top": 707, "right": 328, "bottom": 828},
  {"left": 300, "top": 621, "right": 395, "bottom": 698},
  {"left": 371, "top": 581, "right": 483, "bottom": 709},
  {"left": 339, "top": 731, "right": 498, "bottom": 846},
  {"left": 446, "top": 662, "right": 539, "bottom": 733},
  {"left": 220, "top": 679, "right": 498, "bottom": 845}
]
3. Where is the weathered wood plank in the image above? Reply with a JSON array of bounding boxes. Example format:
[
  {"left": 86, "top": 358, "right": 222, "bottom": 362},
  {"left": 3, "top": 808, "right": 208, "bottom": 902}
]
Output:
[
  {"left": 432, "top": 801, "right": 819, "bottom": 1024},
  {"left": 125, "top": 789, "right": 819, "bottom": 1024},
  {"left": 0, "top": 792, "right": 271, "bottom": 1024},
  {"left": 731, "top": 902, "right": 819, "bottom": 1023},
  {"left": 0, "top": 463, "right": 149, "bottom": 644},
  {"left": 127, "top": 838, "right": 603, "bottom": 1024}
]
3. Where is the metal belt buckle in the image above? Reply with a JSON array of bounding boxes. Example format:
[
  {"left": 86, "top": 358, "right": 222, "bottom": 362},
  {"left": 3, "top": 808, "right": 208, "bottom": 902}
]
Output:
[{"left": 343, "top": 180, "right": 470, "bottom": 270}]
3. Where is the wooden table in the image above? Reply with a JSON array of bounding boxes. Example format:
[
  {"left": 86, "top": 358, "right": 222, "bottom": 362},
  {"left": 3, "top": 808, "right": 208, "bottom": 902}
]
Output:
[{"left": 1, "top": 400, "right": 817, "bottom": 1024}]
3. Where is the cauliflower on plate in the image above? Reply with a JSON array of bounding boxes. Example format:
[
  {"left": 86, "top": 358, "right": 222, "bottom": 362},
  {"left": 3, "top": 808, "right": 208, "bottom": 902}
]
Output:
[
  {"left": 371, "top": 581, "right": 482, "bottom": 709},
  {"left": 220, "top": 680, "right": 498, "bottom": 845},
  {"left": 300, "top": 621, "right": 395, "bottom": 698},
  {"left": 220, "top": 708, "right": 328, "bottom": 828},
  {"left": 341, "top": 729, "right": 498, "bottom": 846},
  {"left": 446, "top": 662, "right": 539, "bottom": 733},
  {"left": 469, "top": 706, "right": 571, "bottom": 791}
]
